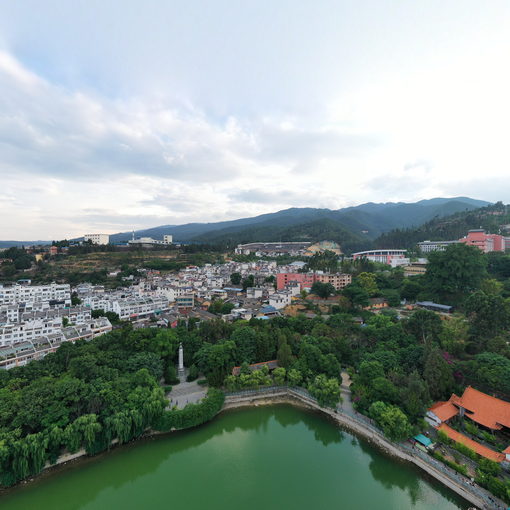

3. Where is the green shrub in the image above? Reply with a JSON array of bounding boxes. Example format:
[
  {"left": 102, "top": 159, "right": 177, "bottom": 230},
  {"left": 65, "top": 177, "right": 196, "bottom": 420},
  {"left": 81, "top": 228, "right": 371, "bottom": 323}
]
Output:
[
  {"left": 197, "top": 379, "right": 208, "bottom": 386},
  {"left": 186, "top": 364, "right": 199, "bottom": 382},
  {"left": 433, "top": 451, "right": 468, "bottom": 476},
  {"left": 464, "top": 421, "right": 479, "bottom": 437},
  {"left": 164, "top": 365, "right": 179, "bottom": 385},
  {"left": 477, "top": 458, "right": 501, "bottom": 477},
  {"left": 154, "top": 388, "right": 224, "bottom": 431},
  {"left": 453, "top": 441, "right": 478, "bottom": 461},
  {"left": 437, "top": 430, "right": 451, "bottom": 445}
]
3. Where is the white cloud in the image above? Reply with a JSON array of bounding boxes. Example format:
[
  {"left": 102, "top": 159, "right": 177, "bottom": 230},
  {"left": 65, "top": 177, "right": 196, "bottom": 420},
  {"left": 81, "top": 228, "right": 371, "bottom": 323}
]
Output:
[{"left": 0, "top": 2, "right": 510, "bottom": 239}]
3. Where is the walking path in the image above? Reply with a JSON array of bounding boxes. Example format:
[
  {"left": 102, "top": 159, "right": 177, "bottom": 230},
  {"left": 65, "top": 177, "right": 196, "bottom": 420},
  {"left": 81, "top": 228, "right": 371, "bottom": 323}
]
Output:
[{"left": 166, "top": 380, "right": 207, "bottom": 409}]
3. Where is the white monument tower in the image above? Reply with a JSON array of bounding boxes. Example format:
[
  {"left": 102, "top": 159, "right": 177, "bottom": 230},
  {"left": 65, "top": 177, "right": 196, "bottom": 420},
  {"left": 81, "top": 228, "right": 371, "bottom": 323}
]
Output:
[{"left": 178, "top": 343, "right": 185, "bottom": 381}]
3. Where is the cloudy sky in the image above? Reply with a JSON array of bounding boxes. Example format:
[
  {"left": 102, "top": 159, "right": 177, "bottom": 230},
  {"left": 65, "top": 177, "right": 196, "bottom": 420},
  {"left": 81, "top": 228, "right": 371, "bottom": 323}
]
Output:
[{"left": 1, "top": 1, "right": 510, "bottom": 239}]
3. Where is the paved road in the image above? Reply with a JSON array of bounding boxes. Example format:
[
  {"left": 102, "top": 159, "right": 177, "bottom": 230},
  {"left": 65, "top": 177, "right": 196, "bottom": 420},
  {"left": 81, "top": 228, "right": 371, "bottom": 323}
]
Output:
[
  {"left": 166, "top": 380, "right": 207, "bottom": 409},
  {"left": 339, "top": 370, "right": 354, "bottom": 414}
]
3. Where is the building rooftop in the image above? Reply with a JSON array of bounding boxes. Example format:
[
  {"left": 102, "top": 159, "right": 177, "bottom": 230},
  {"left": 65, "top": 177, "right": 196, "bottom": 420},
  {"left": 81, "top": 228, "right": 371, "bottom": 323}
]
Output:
[
  {"left": 450, "top": 386, "right": 510, "bottom": 430},
  {"left": 438, "top": 424, "right": 505, "bottom": 462}
]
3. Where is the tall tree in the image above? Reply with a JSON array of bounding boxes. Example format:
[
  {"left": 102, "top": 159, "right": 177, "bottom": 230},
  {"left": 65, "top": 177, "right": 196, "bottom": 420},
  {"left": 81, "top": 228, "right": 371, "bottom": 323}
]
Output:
[{"left": 425, "top": 243, "right": 487, "bottom": 303}]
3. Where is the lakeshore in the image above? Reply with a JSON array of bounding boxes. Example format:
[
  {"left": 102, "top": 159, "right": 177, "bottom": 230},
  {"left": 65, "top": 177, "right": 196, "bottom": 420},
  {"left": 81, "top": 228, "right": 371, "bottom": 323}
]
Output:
[
  {"left": 3, "top": 386, "right": 506, "bottom": 509},
  {"left": 0, "top": 404, "right": 466, "bottom": 510}
]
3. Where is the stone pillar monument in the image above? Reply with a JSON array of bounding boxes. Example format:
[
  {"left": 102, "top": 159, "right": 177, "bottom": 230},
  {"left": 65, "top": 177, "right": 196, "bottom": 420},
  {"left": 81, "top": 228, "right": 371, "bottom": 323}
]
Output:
[{"left": 178, "top": 343, "right": 185, "bottom": 381}]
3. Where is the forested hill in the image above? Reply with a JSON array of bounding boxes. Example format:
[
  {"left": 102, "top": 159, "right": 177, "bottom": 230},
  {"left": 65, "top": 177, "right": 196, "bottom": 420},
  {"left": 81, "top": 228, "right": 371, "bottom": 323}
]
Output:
[
  {"left": 191, "top": 218, "right": 371, "bottom": 254},
  {"left": 374, "top": 202, "right": 510, "bottom": 249},
  {"left": 107, "top": 197, "right": 488, "bottom": 246}
]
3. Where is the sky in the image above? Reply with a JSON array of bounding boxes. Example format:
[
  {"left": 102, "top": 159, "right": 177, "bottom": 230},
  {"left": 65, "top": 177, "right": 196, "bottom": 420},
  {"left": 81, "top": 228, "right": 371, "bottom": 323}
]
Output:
[{"left": 1, "top": 1, "right": 510, "bottom": 240}]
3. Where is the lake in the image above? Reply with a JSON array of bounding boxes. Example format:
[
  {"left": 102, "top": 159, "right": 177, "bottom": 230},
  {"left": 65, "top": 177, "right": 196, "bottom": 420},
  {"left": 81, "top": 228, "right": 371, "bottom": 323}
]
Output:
[{"left": 1, "top": 405, "right": 467, "bottom": 509}]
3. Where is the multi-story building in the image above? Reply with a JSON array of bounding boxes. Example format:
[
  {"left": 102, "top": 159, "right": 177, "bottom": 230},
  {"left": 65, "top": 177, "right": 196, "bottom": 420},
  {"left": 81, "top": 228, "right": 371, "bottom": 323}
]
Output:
[
  {"left": 0, "top": 317, "right": 62, "bottom": 347},
  {"left": 84, "top": 233, "right": 110, "bottom": 245},
  {"left": 352, "top": 249, "right": 407, "bottom": 265},
  {"left": 276, "top": 273, "right": 315, "bottom": 291},
  {"left": 458, "top": 229, "right": 510, "bottom": 253},
  {"left": 235, "top": 242, "right": 311, "bottom": 256},
  {"left": 417, "top": 240, "right": 460, "bottom": 253},
  {"left": 314, "top": 273, "right": 352, "bottom": 290},
  {"left": 0, "top": 283, "right": 71, "bottom": 307},
  {"left": 128, "top": 235, "right": 173, "bottom": 248},
  {"left": 276, "top": 272, "right": 351, "bottom": 291},
  {"left": 0, "top": 317, "right": 112, "bottom": 370}
]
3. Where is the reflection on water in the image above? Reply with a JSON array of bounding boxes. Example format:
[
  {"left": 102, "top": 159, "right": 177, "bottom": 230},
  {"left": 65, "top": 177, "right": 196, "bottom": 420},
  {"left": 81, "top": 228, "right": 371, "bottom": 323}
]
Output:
[{"left": 1, "top": 405, "right": 467, "bottom": 510}]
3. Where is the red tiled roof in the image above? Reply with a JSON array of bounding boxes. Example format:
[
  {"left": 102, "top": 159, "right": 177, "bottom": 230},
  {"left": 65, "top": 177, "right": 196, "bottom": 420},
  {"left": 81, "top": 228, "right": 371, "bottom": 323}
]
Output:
[
  {"left": 452, "top": 386, "right": 510, "bottom": 430},
  {"left": 503, "top": 446, "right": 510, "bottom": 454},
  {"left": 438, "top": 424, "right": 505, "bottom": 463},
  {"left": 428, "top": 400, "right": 459, "bottom": 422}
]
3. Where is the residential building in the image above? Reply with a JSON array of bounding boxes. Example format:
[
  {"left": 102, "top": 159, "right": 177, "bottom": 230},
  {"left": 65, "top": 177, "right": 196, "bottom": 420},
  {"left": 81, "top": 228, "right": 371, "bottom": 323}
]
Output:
[
  {"left": 314, "top": 273, "right": 352, "bottom": 290},
  {"left": 0, "top": 283, "right": 71, "bottom": 307},
  {"left": 276, "top": 272, "right": 351, "bottom": 291},
  {"left": 418, "top": 240, "right": 459, "bottom": 253},
  {"left": 84, "top": 233, "right": 110, "bottom": 245},
  {"left": 0, "top": 317, "right": 112, "bottom": 370}
]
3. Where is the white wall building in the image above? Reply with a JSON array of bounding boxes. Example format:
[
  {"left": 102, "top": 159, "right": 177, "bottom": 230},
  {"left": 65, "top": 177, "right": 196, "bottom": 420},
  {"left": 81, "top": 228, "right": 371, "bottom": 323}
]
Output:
[
  {"left": 84, "top": 233, "right": 110, "bottom": 245},
  {"left": 268, "top": 292, "right": 292, "bottom": 310},
  {"left": 417, "top": 240, "right": 459, "bottom": 253},
  {"left": 0, "top": 283, "right": 71, "bottom": 307}
]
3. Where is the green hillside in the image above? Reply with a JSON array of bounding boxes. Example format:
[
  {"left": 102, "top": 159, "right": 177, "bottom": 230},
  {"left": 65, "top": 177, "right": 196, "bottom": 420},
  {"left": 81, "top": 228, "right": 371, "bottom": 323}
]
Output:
[{"left": 375, "top": 202, "right": 510, "bottom": 249}]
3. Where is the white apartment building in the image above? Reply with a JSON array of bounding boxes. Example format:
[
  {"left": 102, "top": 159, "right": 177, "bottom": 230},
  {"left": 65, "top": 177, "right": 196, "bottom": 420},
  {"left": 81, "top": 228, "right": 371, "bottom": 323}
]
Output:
[
  {"left": 417, "top": 240, "right": 459, "bottom": 253},
  {"left": 0, "top": 317, "right": 112, "bottom": 369},
  {"left": 268, "top": 292, "right": 292, "bottom": 310},
  {"left": 0, "top": 283, "right": 71, "bottom": 307},
  {"left": 0, "top": 317, "right": 62, "bottom": 347},
  {"left": 84, "top": 233, "right": 110, "bottom": 245},
  {"left": 109, "top": 296, "right": 170, "bottom": 320}
]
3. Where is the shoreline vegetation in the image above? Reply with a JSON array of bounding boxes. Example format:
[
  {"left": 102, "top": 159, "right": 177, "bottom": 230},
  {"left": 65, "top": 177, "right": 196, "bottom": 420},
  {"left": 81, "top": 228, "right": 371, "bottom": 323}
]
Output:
[{"left": 2, "top": 386, "right": 506, "bottom": 509}]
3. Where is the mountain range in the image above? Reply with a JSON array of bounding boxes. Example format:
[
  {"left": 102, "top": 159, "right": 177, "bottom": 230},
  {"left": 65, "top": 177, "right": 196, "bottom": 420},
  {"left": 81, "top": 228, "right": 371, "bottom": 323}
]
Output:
[
  {"left": 0, "top": 197, "right": 490, "bottom": 250},
  {"left": 112, "top": 196, "right": 489, "bottom": 252}
]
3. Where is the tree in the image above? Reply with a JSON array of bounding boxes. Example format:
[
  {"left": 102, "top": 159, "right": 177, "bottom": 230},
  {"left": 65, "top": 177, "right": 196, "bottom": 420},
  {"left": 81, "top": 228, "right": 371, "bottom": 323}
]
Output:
[
  {"left": 400, "top": 279, "right": 422, "bottom": 301},
  {"left": 400, "top": 371, "right": 430, "bottom": 422},
  {"left": 308, "top": 375, "right": 341, "bottom": 408},
  {"left": 242, "top": 275, "right": 255, "bottom": 290},
  {"left": 464, "top": 290, "right": 510, "bottom": 342},
  {"left": 194, "top": 341, "right": 236, "bottom": 387},
  {"left": 369, "top": 401, "right": 412, "bottom": 441},
  {"left": 357, "top": 361, "right": 385, "bottom": 387},
  {"left": 357, "top": 272, "right": 379, "bottom": 297},
  {"left": 273, "top": 367, "right": 286, "bottom": 385},
  {"left": 230, "top": 272, "right": 242, "bottom": 285},
  {"left": 438, "top": 316, "right": 469, "bottom": 355},
  {"left": 231, "top": 327, "right": 257, "bottom": 364},
  {"left": 277, "top": 340, "right": 293, "bottom": 368},
  {"left": 342, "top": 283, "right": 369, "bottom": 308},
  {"left": 406, "top": 309, "right": 443, "bottom": 345},
  {"left": 307, "top": 250, "right": 339, "bottom": 272},
  {"left": 425, "top": 243, "right": 487, "bottom": 303},
  {"left": 310, "top": 281, "right": 335, "bottom": 298},
  {"left": 423, "top": 348, "right": 454, "bottom": 400},
  {"left": 287, "top": 368, "right": 303, "bottom": 387}
]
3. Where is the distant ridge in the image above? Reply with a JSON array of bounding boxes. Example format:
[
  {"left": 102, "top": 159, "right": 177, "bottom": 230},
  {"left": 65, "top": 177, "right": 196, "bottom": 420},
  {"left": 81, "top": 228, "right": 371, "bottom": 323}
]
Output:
[{"left": 0, "top": 197, "right": 490, "bottom": 250}]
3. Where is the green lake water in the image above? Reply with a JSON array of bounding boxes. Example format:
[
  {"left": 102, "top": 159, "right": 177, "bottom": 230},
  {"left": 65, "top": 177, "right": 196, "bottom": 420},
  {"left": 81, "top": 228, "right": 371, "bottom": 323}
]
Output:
[{"left": 1, "top": 405, "right": 468, "bottom": 510}]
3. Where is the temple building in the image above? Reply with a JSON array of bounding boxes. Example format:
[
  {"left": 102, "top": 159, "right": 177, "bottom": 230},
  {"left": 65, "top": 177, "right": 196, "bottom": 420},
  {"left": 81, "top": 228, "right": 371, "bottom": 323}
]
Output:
[{"left": 427, "top": 386, "right": 510, "bottom": 462}]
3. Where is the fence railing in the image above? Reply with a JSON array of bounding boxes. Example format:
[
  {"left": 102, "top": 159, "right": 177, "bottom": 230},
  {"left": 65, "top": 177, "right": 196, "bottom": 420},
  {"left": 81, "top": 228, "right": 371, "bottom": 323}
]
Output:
[{"left": 224, "top": 385, "right": 506, "bottom": 509}]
